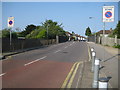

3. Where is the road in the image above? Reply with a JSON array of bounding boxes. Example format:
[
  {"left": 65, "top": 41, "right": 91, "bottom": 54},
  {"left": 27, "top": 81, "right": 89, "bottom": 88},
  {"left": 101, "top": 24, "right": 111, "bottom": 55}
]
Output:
[
  {"left": 88, "top": 42, "right": 118, "bottom": 88},
  {"left": 1, "top": 41, "right": 89, "bottom": 88}
]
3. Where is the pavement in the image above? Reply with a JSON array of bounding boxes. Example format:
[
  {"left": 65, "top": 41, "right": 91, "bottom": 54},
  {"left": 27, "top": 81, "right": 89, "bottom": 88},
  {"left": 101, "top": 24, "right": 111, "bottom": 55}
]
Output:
[
  {"left": 79, "top": 61, "right": 94, "bottom": 88},
  {"left": 87, "top": 42, "right": 119, "bottom": 89}
]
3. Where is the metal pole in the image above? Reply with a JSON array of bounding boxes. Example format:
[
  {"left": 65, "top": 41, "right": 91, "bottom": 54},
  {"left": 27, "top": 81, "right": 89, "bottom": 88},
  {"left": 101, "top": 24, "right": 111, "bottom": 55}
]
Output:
[
  {"left": 89, "top": 17, "right": 96, "bottom": 43},
  {"left": 95, "top": 33, "right": 96, "bottom": 43},
  {"left": 10, "top": 28, "right": 12, "bottom": 51},
  {"left": 47, "top": 24, "right": 49, "bottom": 45},
  {"left": 92, "top": 58, "right": 100, "bottom": 88},
  {"left": 103, "top": 21, "right": 106, "bottom": 45},
  {"left": 91, "top": 47, "right": 94, "bottom": 58},
  {"left": 103, "top": 22, "right": 105, "bottom": 37},
  {"left": 103, "top": 21, "right": 105, "bottom": 61},
  {"left": 91, "top": 51, "right": 96, "bottom": 72},
  {"left": 91, "top": 48, "right": 94, "bottom": 52},
  {"left": 115, "top": 35, "right": 117, "bottom": 45}
]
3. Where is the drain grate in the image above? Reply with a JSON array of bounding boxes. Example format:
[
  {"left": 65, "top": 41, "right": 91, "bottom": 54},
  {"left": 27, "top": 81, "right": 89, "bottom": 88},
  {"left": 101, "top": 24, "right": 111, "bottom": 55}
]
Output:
[{"left": 62, "top": 52, "right": 68, "bottom": 53}]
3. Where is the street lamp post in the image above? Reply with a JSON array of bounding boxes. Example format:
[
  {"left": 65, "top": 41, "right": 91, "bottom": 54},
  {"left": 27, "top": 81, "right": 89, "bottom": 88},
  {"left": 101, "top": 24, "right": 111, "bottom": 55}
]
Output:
[
  {"left": 89, "top": 17, "right": 96, "bottom": 43},
  {"left": 47, "top": 24, "right": 49, "bottom": 45}
]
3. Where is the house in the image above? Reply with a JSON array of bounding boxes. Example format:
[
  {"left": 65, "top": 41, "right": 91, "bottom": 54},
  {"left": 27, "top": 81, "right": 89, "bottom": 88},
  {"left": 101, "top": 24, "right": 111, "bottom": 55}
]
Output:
[
  {"left": 66, "top": 32, "right": 86, "bottom": 41},
  {"left": 66, "top": 32, "right": 72, "bottom": 37},
  {"left": 66, "top": 32, "right": 72, "bottom": 41},
  {"left": 97, "top": 28, "right": 113, "bottom": 37}
]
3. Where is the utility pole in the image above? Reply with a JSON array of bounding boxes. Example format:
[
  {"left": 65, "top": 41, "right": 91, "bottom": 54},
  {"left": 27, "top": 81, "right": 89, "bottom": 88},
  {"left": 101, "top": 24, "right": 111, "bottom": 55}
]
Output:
[{"left": 47, "top": 23, "right": 49, "bottom": 45}]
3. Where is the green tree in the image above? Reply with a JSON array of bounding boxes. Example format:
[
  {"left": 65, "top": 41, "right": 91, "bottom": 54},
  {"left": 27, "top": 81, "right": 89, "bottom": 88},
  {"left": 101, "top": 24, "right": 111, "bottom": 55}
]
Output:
[
  {"left": 42, "top": 20, "right": 66, "bottom": 39},
  {"left": 113, "top": 21, "right": 120, "bottom": 38},
  {"left": 2, "top": 28, "right": 10, "bottom": 38},
  {"left": 26, "top": 20, "right": 66, "bottom": 39},
  {"left": 85, "top": 27, "right": 92, "bottom": 36},
  {"left": 109, "top": 21, "right": 120, "bottom": 38},
  {"left": 72, "top": 31, "right": 75, "bottom": 36},
  {"left": 2, "top": 28, "right": 18, "bottom": 39},
  {"left": 26, "top": 26, "right": 47, "bottom": 39},
  {"left": 19, "top": 24, "right": 36, "bottom": 37},
  {"left": 36, "top": 30, "right": 46, "bottom": 39}
]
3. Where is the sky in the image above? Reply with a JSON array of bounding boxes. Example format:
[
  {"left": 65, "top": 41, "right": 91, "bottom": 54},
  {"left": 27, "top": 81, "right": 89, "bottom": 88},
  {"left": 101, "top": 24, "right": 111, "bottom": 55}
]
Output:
[{"left": 1, "top": 1, "right": 120, "bottom": 36}]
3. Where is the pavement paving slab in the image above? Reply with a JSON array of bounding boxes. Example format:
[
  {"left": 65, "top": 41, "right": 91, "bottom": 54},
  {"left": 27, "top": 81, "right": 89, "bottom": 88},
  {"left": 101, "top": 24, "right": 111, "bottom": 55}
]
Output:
[{"left": 80, "top": 61, "right": 93, "bottom": 88}]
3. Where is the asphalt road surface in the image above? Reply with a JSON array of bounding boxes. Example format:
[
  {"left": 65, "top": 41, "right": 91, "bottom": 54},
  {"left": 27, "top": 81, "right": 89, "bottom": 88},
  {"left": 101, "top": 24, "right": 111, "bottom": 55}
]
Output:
[{"left": 1, "top": 41, "right": 89, "bottom": 88}]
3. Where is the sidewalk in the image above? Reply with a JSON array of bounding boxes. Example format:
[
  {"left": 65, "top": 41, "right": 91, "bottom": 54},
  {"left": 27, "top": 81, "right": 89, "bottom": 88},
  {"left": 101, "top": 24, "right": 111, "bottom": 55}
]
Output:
[
  {"left": 80, "top": 61, "right": 93, "bottom": 88},
  {"left": 87, "top": 42, "right": 118, "bottom": 89},
  {"left": 79, "top": 42, "right": 116, "bottom": 88},
  {"left": 88, "top": 42, "right": 118, "bottom": 55}
]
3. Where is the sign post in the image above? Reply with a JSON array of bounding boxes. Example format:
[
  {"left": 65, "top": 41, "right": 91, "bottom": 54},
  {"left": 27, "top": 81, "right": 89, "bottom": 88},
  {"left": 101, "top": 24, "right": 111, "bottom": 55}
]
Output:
[
  {"left": 8, "top": 17, "right": 14, "bottom": 51},
  {"left": 102, "top": 6, "right": 114, "bottom": 61}
]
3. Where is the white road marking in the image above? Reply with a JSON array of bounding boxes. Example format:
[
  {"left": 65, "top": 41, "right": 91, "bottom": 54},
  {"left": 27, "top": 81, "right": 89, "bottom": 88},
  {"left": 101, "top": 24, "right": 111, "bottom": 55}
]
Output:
[
  {"left": 64, "top": 46, "right": 68, "bottom": 48},
  {"left": 54, "top": 50, "right": 61, "bottom": 53},
  {"left": 69, "top": 44, "right": 72, "bottom": 46},
  {"left": 24, "top": 56, "right": 47, "bottom": 66},
  {"left": 69, "top": 42, "right": 75, "bottom": 46},
  {"left": 0, "top": 73, "right": 6, "bottom": 77}
]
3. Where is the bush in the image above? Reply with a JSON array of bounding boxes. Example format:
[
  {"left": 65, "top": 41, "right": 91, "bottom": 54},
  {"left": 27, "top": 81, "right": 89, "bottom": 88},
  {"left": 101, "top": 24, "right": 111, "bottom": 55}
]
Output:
[
  {"left": 2, "top": 28, "right": 18, "bottom": 39},
  {"left": 113, "top": 45, "right": 120, "bottom": 49}
]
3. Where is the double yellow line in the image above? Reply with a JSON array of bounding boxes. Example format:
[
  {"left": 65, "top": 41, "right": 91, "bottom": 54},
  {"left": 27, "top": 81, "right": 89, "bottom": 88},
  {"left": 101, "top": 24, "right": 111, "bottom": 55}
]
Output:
[{"left": 61, "top": 62, "right": 81, "bottom": 88}]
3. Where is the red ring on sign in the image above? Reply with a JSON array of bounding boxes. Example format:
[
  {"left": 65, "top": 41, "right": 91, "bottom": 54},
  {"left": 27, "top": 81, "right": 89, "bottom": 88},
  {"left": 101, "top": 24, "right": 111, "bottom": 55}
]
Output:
[{"left": 105, "top": 11, "right": 112, "bottom": 18}]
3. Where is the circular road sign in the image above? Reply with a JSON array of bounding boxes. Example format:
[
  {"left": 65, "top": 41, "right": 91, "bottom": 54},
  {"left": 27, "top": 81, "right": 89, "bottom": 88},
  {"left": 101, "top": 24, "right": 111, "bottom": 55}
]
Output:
[
  {"left": 105, "top": 11, "right": 112, "bottom": 18},
  {"left": 9, "top": 20, "right": 13, "bottom": 25}
]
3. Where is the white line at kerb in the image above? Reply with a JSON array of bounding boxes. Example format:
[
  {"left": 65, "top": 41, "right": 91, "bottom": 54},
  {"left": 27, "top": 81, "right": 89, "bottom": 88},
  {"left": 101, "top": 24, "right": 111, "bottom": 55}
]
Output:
[
  {"left": 24, "top": 56, "right": 47, "bottom": 66},
  {"left": 0, "top": 73, "right": 6, "bottom": 77}
]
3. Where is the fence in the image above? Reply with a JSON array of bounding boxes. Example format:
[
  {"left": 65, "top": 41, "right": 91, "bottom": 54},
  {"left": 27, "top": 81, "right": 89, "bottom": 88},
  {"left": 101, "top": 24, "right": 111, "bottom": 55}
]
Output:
[
  {"left": 88, "top": 36, "right": 120, "bottom": 46},
  {"left": 2, "top": 38, "right": 56, "bottom": 52}
]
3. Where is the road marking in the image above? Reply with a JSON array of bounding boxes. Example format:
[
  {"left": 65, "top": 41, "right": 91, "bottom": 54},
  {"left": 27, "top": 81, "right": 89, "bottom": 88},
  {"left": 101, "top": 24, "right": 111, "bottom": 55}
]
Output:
[
  {"left": 54, "top": 50, "right": 61, "bottom": 53},
  {"left": 61, "top": 62, "right": 77, "bottom": 88},
  {"left": 0, "top": 73, "right": 6, "bottom": 77},
  {"left": 67, "top": 62, "right": 80, "bottom": 88},
  {"left": 76, "top": 62, "right": 83, "bottom": 88},
  {"left": 69, "top": 44, "right": 72, "bottom": 46},
  {"left": 69, "top": 42, "right": 75, "bottom": 46},
  {"left": 24, "top": 56, "right": 47, "bottom": 66},
  {"left": 64, "top": 46, "right": 68, "bottom": 48},
  {"left": 88, "top": 46, "right": 91, "bottom": 61}
]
